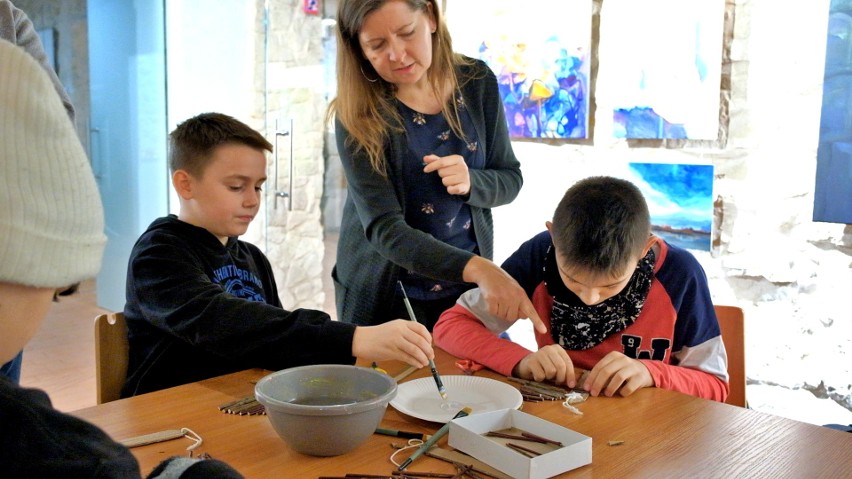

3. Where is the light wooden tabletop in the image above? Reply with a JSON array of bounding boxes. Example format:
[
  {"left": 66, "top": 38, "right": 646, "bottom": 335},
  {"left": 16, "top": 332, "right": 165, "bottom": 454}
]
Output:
[{"left": 73, "top": 349, "right": 852, "bottom": 478}]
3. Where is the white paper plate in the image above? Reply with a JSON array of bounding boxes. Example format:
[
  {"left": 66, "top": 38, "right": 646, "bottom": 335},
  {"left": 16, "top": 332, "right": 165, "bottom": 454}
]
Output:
[{"left": 390, "top": 375, "right": 522, "bottom": 423}]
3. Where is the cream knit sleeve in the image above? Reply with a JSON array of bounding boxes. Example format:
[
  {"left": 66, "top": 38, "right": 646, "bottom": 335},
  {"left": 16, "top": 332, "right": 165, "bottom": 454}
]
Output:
[{"left": 0, "top": 39, "right": 105, "bottom": 288}]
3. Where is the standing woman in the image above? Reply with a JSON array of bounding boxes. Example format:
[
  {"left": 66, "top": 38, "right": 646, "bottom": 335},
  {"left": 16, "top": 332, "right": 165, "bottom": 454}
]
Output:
[{"left": 329, "top": 0, "right": 544, "bottom": 333}]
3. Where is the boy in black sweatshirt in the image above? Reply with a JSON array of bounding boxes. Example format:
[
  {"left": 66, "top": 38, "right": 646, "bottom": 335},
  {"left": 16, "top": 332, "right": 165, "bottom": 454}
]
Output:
[{"left": 123, "top": 112, "right": 434, "bottom": 397}]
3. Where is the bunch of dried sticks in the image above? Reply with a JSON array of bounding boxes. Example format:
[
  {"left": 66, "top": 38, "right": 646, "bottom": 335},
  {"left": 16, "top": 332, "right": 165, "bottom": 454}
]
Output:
[
  {"left": 217, "top": 396, "right": 266, "bottom": 416},
  {"left": 507, "top": 377, "right": 572, "bottom": 402}
]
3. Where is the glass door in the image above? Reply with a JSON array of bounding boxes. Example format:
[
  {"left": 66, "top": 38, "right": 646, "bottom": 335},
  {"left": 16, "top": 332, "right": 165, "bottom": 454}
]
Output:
[{"left": 89, "top": 0, "right": 168, "bottom": 311}]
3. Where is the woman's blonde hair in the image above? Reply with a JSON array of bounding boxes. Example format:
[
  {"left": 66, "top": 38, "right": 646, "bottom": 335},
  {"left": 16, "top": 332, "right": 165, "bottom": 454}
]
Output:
[{"left": 328, "top": 0, "right": 473, "bottom": 175}]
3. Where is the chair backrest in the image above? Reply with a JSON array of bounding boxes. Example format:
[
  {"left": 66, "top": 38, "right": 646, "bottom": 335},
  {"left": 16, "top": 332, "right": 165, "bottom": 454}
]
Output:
[
  {"left": 714, "top": 305, "right": 746, "bottom": 407},
  {"left": 94, "top": 312, "right": 129, "bottom": 404}
]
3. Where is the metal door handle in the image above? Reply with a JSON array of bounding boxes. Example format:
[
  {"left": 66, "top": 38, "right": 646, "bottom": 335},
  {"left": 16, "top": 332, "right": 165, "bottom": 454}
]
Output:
[
  {"left": 273, "top": 118, "right": 293, "bottom": 211},
  {"left": 90, "top": 126, "right": 103, "bottom": 179}
]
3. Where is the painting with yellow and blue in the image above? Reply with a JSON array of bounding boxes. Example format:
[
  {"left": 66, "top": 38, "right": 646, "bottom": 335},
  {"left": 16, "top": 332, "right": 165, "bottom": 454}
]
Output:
[
  {"left": 626, "top": 163, "right": 714, "bottom": 251},
  {"left": 445, "top": 0, "right": 592, "bottom": 140}
]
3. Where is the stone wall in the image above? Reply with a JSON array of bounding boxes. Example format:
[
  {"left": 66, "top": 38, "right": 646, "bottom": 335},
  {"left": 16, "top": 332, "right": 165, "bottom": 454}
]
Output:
[{"left": 261, "top": 0, "right": 328, "bottom": 311}]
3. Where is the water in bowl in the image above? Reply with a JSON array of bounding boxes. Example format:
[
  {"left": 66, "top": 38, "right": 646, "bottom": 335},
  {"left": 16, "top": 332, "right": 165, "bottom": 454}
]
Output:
[{"left": 288, "top": 396, "right": 360, "bottom": 406}]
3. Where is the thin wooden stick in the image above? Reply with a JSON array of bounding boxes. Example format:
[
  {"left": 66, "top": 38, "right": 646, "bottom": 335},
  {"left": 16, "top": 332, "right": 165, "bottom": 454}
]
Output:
[
  {"left": 393, "top": 365, "right": 419, "bottom": 383},
  {"left": 390, "top": 471, "right": 455, "bottom": 478},
  {"left": 521, "top": 431, "right": 563, "bottom": 446},
  {"left": 484, "top": 431, "right": 548, "bottom": 444},
  {"left": 506, "top": 442, "right": 540, "bottom": 458}
]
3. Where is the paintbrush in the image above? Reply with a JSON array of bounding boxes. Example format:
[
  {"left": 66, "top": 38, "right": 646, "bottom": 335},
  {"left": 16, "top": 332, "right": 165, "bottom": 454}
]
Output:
[
  {"left": 397, "top": 281, "right": 447, "bottom": 400},
  {"left": 398, "top": 406, "right": 472, "bottom": 471}
]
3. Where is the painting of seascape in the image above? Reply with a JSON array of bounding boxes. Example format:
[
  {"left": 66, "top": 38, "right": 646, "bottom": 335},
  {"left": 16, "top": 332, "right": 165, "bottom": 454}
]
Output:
[
  {"left": 603, "top": 0, "right": 725, "bottom": 139},
  {"left": 445, "top": 0, "right": 592, "bottom": 139},
  {"left": 625, "top": 163, "right": 714, "bottom": 251}
]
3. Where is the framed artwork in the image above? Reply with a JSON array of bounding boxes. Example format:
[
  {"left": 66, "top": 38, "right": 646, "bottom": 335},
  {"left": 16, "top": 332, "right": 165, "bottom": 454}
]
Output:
[
  {"left": 814, "top": 1, "right": 852, "bottom": 224},
  {"left": 445, "top": 0, "right": 592, "bottom": 139},
  {"left": 604, "top": 0, "right": 725, "bottom": 139},
  {"left": 624, "top": 163, "right": 714, "bottom": 251}
]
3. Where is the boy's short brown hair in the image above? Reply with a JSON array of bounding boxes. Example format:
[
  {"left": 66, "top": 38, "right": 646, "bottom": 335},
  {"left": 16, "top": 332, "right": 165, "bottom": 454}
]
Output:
[
  {"left": 551, "top": 176, "right": 651, "bottom": 279},
  {"left": 169, "top": 112, "right": 273, "bottom": 177}
]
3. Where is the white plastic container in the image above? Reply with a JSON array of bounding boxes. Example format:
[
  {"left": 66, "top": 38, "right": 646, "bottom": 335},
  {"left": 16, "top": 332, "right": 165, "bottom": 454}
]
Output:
[{"left": 449, "top": 408, "right": 592, "bottom": 479}]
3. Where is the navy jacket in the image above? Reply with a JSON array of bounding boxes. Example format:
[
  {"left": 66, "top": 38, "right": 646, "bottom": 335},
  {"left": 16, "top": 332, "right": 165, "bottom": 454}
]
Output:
[{"left": 123, "top": 216, "right": 356, "bottom": 396}]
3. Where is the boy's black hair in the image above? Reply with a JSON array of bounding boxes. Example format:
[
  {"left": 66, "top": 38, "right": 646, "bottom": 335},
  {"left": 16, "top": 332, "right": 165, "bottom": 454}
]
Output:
[
  {"left": 551, "top": 176, "right": 651, "bottom": 278},
  {"left": 169, "top": 112, "right": 273, "bottom": 177}
]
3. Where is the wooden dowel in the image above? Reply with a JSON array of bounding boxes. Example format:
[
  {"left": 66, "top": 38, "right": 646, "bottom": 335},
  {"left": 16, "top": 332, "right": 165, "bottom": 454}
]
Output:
[
  {"left": 484, "top": 431, "right": 548, "bottom": 444},
  {"left": 521, "top": 431, "right": 563, "bottom": 446},
  {"left": 506, "top": 442, "right": 540, "bottom": 458}
]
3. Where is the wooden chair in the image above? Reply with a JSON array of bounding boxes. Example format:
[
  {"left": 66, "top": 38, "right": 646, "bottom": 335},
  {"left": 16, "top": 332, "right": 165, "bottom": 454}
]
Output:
[
  {"left": 714, "top": 305, "right": 746, "bottom": 407},
  {"left": 94, "top": 312, "right": 129, "bottom": 404}
]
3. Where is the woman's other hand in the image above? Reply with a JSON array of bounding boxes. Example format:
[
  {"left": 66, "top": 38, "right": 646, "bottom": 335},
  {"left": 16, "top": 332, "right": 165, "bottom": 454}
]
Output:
[{"left": 423, "top": 154, "right": 470, "bottom": 196}]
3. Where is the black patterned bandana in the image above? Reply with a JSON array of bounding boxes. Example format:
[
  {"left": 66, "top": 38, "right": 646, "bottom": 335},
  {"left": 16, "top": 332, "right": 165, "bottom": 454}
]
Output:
[{"left": 546, "top": 245, "right": 656, "bottom": 350}]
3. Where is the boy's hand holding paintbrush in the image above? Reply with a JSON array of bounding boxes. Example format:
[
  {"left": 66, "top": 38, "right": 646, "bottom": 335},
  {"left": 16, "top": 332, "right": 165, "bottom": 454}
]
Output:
[{"left": 351, "top": 319, "right": 434, "bottom": 369}]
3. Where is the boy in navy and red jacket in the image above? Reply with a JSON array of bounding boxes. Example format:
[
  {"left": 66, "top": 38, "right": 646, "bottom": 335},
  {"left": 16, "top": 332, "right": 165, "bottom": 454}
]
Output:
[{"left": 434, "top": 176, "right": 728, "bottom": 401}]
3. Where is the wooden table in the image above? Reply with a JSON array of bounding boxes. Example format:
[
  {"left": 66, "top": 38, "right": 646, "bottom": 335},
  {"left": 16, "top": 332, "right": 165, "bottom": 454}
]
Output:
[{"left": 73, "top": 350, "right": 852, "bottom": 478}]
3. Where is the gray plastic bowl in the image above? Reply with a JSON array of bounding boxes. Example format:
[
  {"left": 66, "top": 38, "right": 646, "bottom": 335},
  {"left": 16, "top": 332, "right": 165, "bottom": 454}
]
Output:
[{"left": 254, "top": 364, "right": 397, "bottom": 456}]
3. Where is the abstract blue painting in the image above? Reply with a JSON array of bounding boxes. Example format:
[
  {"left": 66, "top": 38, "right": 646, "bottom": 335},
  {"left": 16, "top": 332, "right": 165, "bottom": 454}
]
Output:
[
  {"left": 814, "top": 1, "right": 852, "bottom": 224},
  {"left": 625, "top": 163, "right": 714, "bottom": 251},
  {"left": 605, "top": 0, "right": 725, "bottom": 139},
  {"left": 445, "top": 0, "right": 592, "bottom": 139}
]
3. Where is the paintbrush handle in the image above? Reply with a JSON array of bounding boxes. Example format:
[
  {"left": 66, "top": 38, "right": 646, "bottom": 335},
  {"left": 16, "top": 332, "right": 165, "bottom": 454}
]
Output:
[
  {"left": 429, "top": 360, "right": 446, "bottom": 397},
  {"left": 398, "top": 281, "right": 419, "bottom": 323},
  {"left": 402, "top": 297, "right": 418, "bottom": 325},
  {"left": 398, "top": 281, "right": 447, "bottom": 399}
]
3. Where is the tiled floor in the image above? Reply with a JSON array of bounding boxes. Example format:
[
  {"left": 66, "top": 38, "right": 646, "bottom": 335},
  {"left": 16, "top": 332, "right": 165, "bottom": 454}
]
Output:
[{"left": 20, "top": 234, "right": 340, "bottom": 413}]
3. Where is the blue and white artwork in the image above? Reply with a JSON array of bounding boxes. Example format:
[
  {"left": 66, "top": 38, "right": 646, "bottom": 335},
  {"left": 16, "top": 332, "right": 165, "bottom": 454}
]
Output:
[
  {"left": 625, "top": 163, "right": 714, "bottom": 251},
  {"left": 445, "top": 0, "right": 592, "bottom": 139},
  {"left": 814, "top": 1, "right": 852, "bottom": 224},
  {"left": 605, "top": 0, "right": 725, "bottom": 139}
]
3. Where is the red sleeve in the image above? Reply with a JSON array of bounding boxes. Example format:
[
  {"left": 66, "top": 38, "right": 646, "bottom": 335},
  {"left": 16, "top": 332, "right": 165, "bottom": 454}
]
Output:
[
  {"left": 642, "top": 360, "right": 729, "bottom": 402},
  {"left": 433, "top": 303, "right": 533, "bottom": 377}
]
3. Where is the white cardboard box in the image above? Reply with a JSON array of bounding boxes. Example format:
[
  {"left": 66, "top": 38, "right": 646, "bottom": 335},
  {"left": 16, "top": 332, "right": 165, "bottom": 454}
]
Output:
[{"left": 448, "top": 409, "right": 592, "bottom": 479}]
